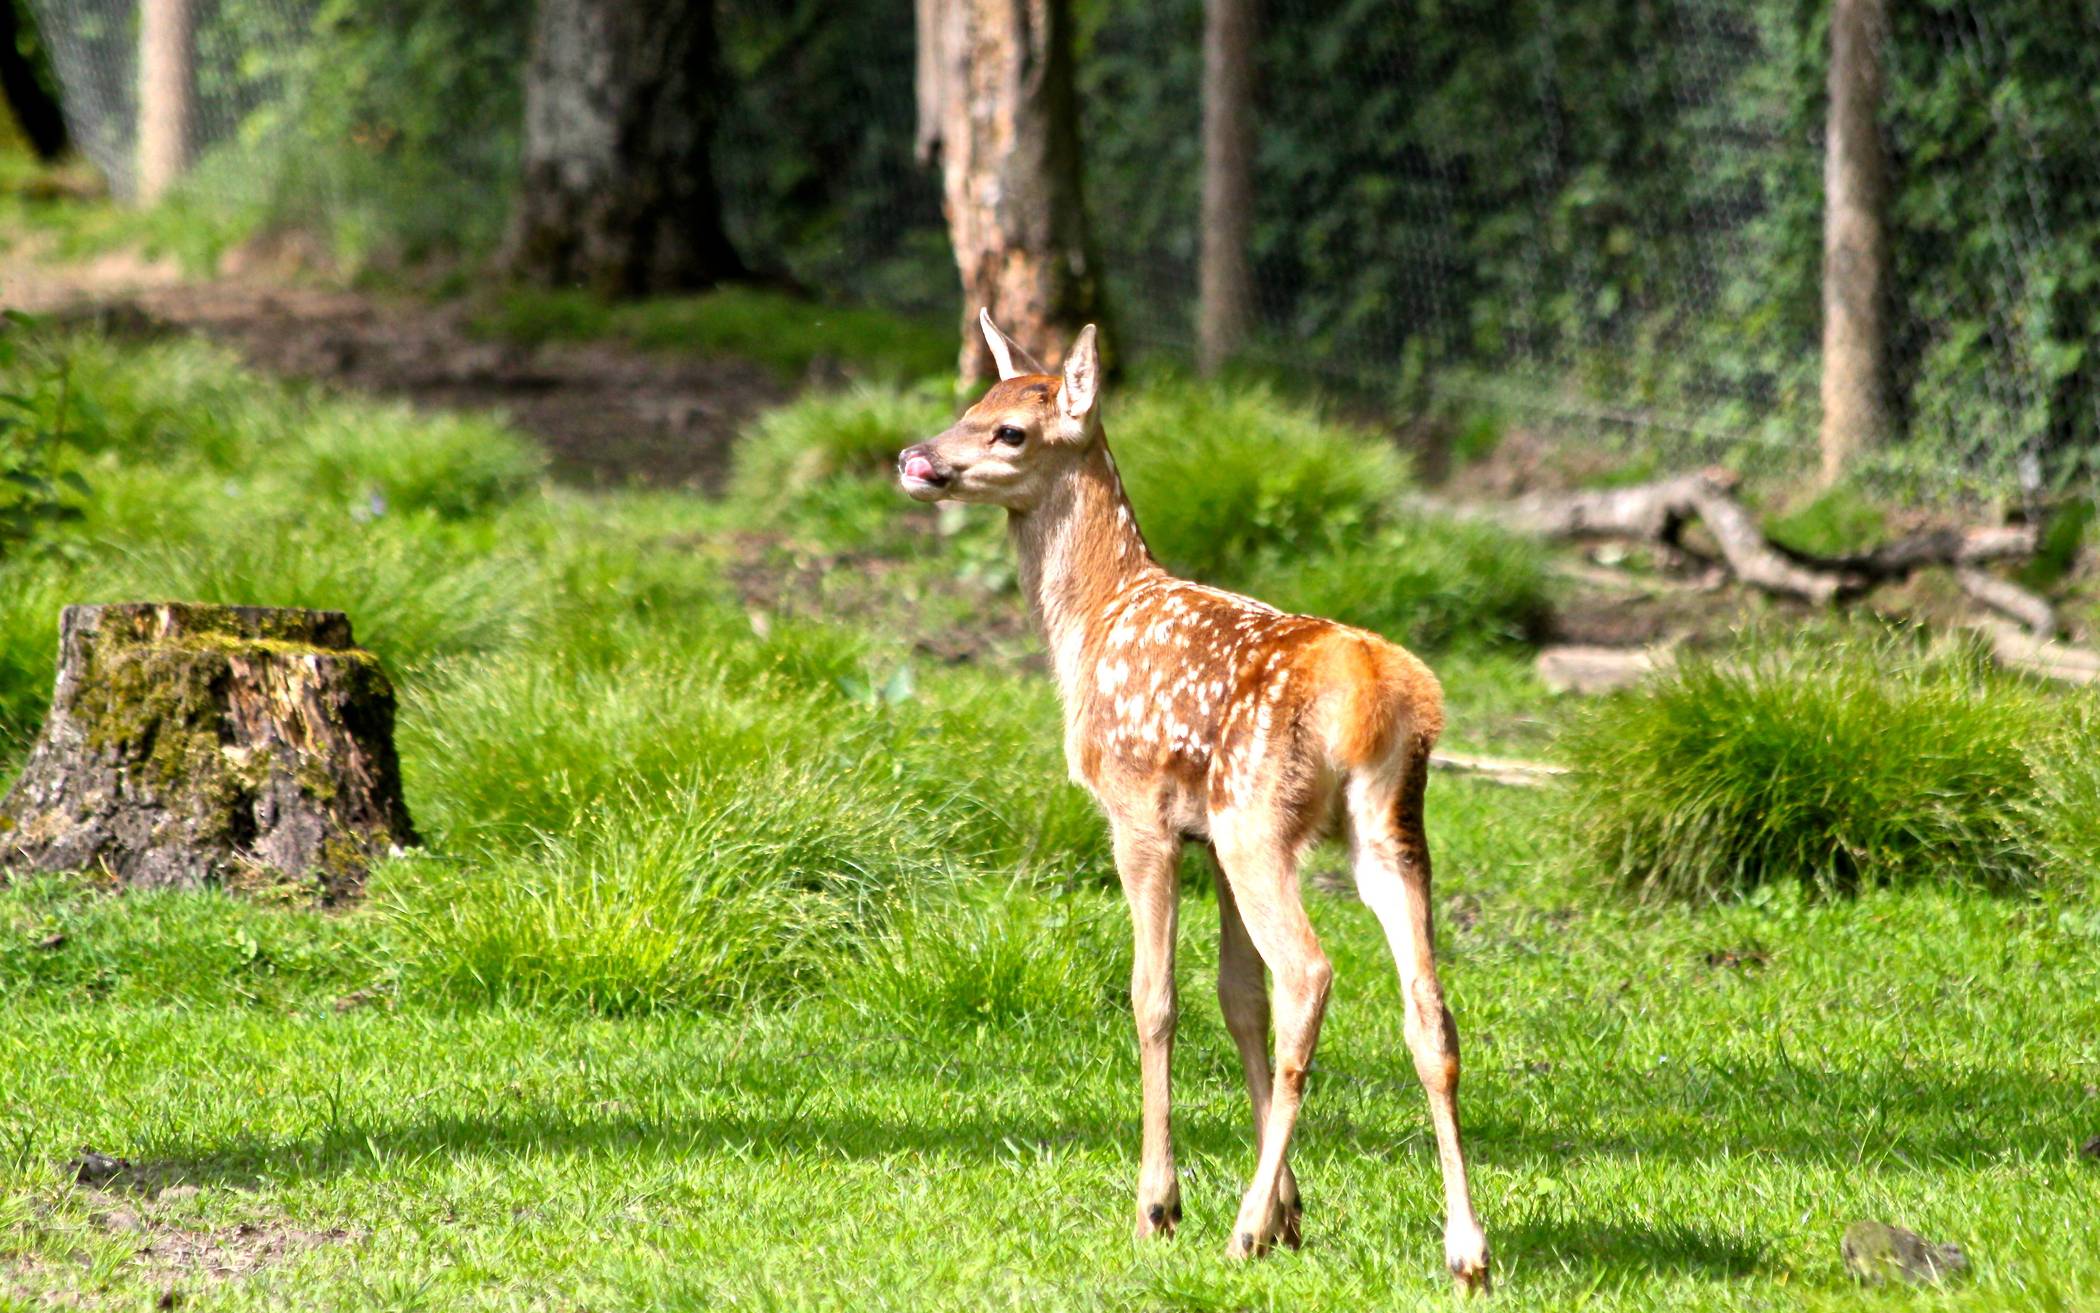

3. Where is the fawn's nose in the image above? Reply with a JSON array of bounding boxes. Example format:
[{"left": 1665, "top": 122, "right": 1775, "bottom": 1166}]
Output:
[{"left": 897, "top": 444, "right": 949, "bottom": 488}]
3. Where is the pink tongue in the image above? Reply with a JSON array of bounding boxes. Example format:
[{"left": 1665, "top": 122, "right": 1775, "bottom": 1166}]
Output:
[{"left": 904, "top": 454, "right": 936, "bottom": 480}]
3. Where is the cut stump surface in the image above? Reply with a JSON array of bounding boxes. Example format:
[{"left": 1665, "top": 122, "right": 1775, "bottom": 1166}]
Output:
[{"left": 0, "top": 603, "right": 417, "bottom": 900}]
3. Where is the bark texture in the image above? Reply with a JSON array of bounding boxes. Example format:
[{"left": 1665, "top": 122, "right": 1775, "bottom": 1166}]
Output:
[
  {"left": 135, "top": 0, "right": 194, "bottom": 203},
  {"left": 1819, "top": 0, "right": 1888, "bottom": 483},
  {"left": 504, "top": 0, "right": 745, "bottom": 296},
  {"left": 1197, "top": 0, "right": 1256, "bottom": 376},
  {"left": 0, "top": 604, "right": 418, "bottom": 901},
  {"left": 919, "top": 0, "right": 1100, "bottom": 384}
]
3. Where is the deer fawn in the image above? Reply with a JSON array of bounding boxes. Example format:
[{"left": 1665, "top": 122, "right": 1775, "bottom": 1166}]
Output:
[{"left": 896, "top": 313, "right": 1489, "bottom": 1291}]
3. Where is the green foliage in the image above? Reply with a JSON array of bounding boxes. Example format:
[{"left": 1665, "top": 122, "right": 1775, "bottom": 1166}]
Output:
[
  {"left": 1764, "top": 484, "right": 1890, "bottom": 559},
  {"left": 0, "top": 871, "right": 383, "bottom": 1007},
  {"left": 1244, "top": 513, "right": 1550, "bottom": 650},
  {"left": 477, "top": 287, "right": 953, "bottom": 383},
  {"left": 729, "top": 383, "right": 951, "bottom": 507},
  {"left": 377, "top": 768, "right": 961, "bottom": 1015},
  {"left": 840, "top": 888, "right": 1126, "bottom": 1036},
  {"left": 0, "top": 311, "right": 93, "bottom": 557},
  {"left": 1113, "top": 377, "right": 1548, "bottom": 647},
  {"left": 1112, "top": 377, "right": 1410, "bottom": 581},
  {"left": 2030, "top": 692, "right": 2100, "bottom": 890},
  {"left": 1559, "top": 640, "right": 2056, "bottom": 900}
]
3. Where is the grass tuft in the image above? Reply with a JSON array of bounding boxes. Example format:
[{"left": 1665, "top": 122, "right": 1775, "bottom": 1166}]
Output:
[
  {"left": 1558, "top": 639, "right": 2054, "bottom": 900},
  {"left": 378, "top": 769, "right": 961, "bottom": 1015}
]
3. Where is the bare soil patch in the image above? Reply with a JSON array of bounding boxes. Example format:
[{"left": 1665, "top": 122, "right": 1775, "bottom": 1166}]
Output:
[{"left": 2, "top": 258, "right": 784, "bottom": 491}]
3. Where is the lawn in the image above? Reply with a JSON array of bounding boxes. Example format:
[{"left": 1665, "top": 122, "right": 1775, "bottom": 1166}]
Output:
[{"left": 2, "top": 324, "right": 2097, "bottom": 1311}]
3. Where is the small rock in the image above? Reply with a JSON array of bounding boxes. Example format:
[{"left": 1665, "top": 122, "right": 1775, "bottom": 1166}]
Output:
[
  {"left": 1841, "top": 1220, "right": 1968, "bottom": 1286},
  {"left": 2079, "top": 1133, "right": 2100, "bottom": 1162},
  {"left": 72, "top": 1150, "right": 131, "bottom": 1185}
]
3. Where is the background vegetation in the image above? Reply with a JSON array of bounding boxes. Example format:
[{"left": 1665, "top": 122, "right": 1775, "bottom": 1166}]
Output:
[{"left": 17, "top": 0, "right": 2100, "bottom": 489}]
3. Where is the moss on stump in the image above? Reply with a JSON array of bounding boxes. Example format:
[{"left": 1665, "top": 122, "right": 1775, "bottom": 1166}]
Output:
[{"left": 0, "top": 603, "right": 419, "bottom": 901}]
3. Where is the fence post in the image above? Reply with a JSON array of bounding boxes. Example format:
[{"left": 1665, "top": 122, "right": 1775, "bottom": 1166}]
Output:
[
  {"left": 1197, "top": 0, "right": 1256, "bottom": 376},
  {"left": 136, "top": 0, "right": 195, "bottom": 203},
  {"left": 1819, "top": 0, "right": 1889, "bottom": 484}
]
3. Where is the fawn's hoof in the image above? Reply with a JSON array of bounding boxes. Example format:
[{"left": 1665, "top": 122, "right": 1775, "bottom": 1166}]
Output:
[
  {"left": 1446, "top": 1223, "right": 1491, "bottom": 1295},
  {"left": 1277, "top": 1192, "right": 1304, "bottom": 1251},
  {"left": 1135, "top": 1197, "right": 1181, "bottom": 1241}
]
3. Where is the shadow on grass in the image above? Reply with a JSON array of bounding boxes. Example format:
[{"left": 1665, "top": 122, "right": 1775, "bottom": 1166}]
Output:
[
  {"left": 1501, "top": 1216, "right": 1766, "bottom": 1281},
  {"left": 111, "top": 1046, "right": 2085, "bottom": 1198}
]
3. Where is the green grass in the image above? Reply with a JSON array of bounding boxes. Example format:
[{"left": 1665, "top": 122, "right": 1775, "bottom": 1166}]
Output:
[
  {"left": 1765, "top": 484, "right": 1890, "bottom": 559},
  {"left": 4, "top": 326, "right": 2099, "bottom": 1309},
  {"left": 474, "top": 286, "right": 955, "bottom": 382},
  {"left": 1557, "top": 639, "right": 2068, "bottom": 900}
]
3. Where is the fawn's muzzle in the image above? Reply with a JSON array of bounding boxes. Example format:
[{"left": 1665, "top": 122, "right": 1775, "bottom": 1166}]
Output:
[{"left": 897, "top": 444, "right": 951, "bottom": 498}]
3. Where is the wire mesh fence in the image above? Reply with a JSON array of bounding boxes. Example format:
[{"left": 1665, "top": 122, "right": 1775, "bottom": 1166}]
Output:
[{"left": 16, "top": 0, "right": 2100, "bottom": 487}]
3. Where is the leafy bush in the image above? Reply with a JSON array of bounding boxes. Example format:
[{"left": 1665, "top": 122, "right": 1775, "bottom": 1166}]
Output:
[
  {"left": 0, "top": 312, "right": 93, "bottom": 557},
  {"left": 1112, "top": 377, "right": 1410, "bottom": 582},
  {"left": 1243, "top": 513, "right": 1550, "bottom": 650},
  {"left": 1558, "top": 641, "right": 2054, "bottom": 900},
  {"left": 1110, "top": 377, "right": 1547, "bottom": 648}
]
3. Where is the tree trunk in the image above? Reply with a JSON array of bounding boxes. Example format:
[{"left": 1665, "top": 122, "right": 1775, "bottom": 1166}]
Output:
[
  {"left": 135, "top": 0, "right": 193, "bottom": 203},
  {"left": 1819, "top": 0, "right": 1888, "bottom": 484},
  {"left": 1, "top": 0, "right": 70, "bottom": 161},
  {"left": 0, "top": 604, "right": 418, "bottom": 902},
  {"left": 1196, "top": 0, "right": 1255, "bottom": 376},
  {"left": 503, "top": 0, "right": 745, "bottom": 297},
  {"left": 919, "top": 0, "right": 1100, "bottom": 384}
]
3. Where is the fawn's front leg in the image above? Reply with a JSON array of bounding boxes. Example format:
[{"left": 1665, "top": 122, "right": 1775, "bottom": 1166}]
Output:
[{"left": 1113, "top": 820, "right": 1183, "bottom": 1239}]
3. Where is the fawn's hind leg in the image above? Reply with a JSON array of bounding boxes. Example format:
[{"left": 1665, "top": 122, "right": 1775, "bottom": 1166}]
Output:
[
  {"left": 1210, "top": 814, "right": 1330, "bottom": 1260},
  {"left": 1217, "top": 868, "right": 1303, "bottom": 1247},
  {"left": 1348, "top": 750, "right": 1489, "bottom": 1293}
]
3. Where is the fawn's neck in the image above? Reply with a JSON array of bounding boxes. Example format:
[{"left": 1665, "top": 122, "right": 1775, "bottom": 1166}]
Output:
[{"left": 1008, "top": 440, "right": 1158, "bottom": 694}]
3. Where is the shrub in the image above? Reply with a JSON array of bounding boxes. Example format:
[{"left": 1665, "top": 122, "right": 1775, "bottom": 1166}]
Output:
[
  {"left": 729, "top": 383, "right": 951, "bottom": 507},
  {"left": 1559, "top": 640, "right": 2053, "bottom": 900},
  {"left": 1243, "top": 513, "right": 1550, "bottom": 649},
  {"left": 1111, "top": 376, "right": 1410, "bottom": 582},
  {"left": 377, "top": 767, "right": 962, "bottom": 1015}
]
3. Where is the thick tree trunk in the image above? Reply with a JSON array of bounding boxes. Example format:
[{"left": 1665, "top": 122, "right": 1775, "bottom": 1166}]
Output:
[
  {"left": 135, "top": 0, "right": 193, "bottom": 203},
  {"left": 1196, "top": 0, "right": 1255, "bottom": 376},
  {"left": 504, "top": 0, "right": 745, "bottom": 297},
  {"left": 1819, "top": 0, "right": 1888, "bottom": 483},
  {"left": 0, "top": 604, "right": 418, "bottom": 902},
  {"left": 1, "top": 0, "right": 70, "bottom": 161},
  {"left": 919, "top": 0, "right": 1100, "bottom": 384}
]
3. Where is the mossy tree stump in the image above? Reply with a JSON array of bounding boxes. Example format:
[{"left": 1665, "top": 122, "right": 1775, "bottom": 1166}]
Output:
[{"left": 0, "top": 603, "right": 418, "bottom": 900}]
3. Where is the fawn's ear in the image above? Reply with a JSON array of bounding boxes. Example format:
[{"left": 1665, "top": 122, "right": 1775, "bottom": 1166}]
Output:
[
  {"left": 979, "top": 307, "right": 1025, "bottom": 381},
  {"left": 1060, "top": 324, "right": 1100, "bottom": 422}
]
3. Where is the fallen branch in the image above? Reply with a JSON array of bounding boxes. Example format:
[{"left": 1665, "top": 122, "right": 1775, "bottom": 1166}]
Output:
[
  {"left": 1953, "top": 568, "right": 2055, "bottom": 638},
  {"left": 1487, "top": 470, "right": 2058, "bottom": 626},
  {"left": 1429, "top": 751, "right": 1570, "bottom": 788},
  {"left": 1973, "top": 620, "right": 2100, "bottom": 685}
]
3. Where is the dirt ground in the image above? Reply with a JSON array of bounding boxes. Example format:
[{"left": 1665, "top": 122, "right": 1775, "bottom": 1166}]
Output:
[{"left": 0, "top": 251, "right": 784, "bottom": 491}]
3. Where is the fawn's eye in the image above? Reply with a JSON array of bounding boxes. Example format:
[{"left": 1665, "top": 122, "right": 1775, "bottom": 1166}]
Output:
[{"left": 993, "top": 425, "right": 1027, "bottom": 448}]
